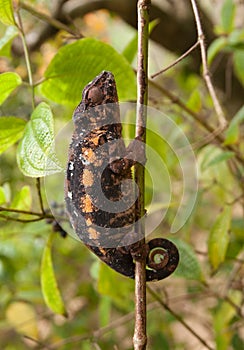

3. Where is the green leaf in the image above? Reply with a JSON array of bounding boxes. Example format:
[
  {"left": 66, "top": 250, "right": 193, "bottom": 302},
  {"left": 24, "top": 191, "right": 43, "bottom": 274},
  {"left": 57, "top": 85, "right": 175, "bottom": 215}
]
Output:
[
  {"left": 0, "top": 116, "right": 26, "bottom": 154},
  {"left": 221, "top": 0, "right": 236, "bottom": 34},
  {"left": 228, "top": 29, "right": 244, "bottom": 50},
  {"left": 224, "top": 105, "right": 244, "bottom": 145},
  {"left": 6, "top": 301, "right": 38, "bottom": 339},
  {"left": 208, "top": 206, "right": 232, "bottom": 271},
  {"left": 123, "top": 19, "right": 159, "bottom": 64},
  {"left": 0, "top": 72, "right": 22, "bottom": 105},
  {"left": 0, "top": 26, "right": 18, "bottom": 57},
  {"left": 205, "top": 151, "right": 235, "bottom": 168},
  {"left": 17, "top": 102, "right": 62, "bottom": 177},
  {"left": 41, "top": 233, "right": 67, "bottom": 316},
  {"left": 0, "top": 187, "right": 6, "bottom": 205},
  {"left": 208, "top": 37, "right": 227, "bottom": 65},
  {"left": 1, "top": 183, "right": 11, "bottom": 204},
  {"left": 233, "top": 50, "right": 244, "bottom": 86},
  {"left": 186, "top": 89, "right": 202, "bottom": 112},
  {"left": 97, "top": 262, "right": 134, "bottom": 311},
  {"left": 11, "top": 186, "right": 31, "bottom": 211},
  {"left": 0, "top": 186, "right": 32, "bottom": 220},
  {"left": 122, "top": 34, "right": 138, "bottom": 64},
  {"left": 41, "top": 38, "right": 137, "bottom": 106},
  {"left": 231, "top": 218, "right": 244, "bottom": 241},
  {"left": 99, "top": 296, "right": 111, "bottom": 327},
  {"left": 169, "top": 238, "right": 204, "bottom": 281},
  {"left": 0, "top": 0, "right": 16, "bottom": 25},
  {"left": 148, "top": 18, "right": 160, "bottom": 34},
  {"left": 213, "top": 291, "right": 242, "bottom": 350}
]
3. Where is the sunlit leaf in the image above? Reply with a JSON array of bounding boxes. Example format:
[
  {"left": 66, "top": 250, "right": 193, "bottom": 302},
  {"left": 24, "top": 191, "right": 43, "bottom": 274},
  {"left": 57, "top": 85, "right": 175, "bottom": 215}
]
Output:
[
  {"left": 0, "top": 186, "right": 31, "bottom": 220},
  {"left": 1, "top": 183, "right": 11, "bottom": 204},
  {"left": 208, "top": 37, "right": 227, "bottom": 65},
  {"left": 6, "top": 301, "right": 39, "bottom": 339},
  {"left": 0, "top": 187, "right": 6, "bottom": 205},
  {"left": 0, "top": 72, "right": 22, "bottom": 105},
  {"left": 186, "top": 89, "right": 202, "bottom": 112},
  {"left": 122, "top": 34, "right": 137, "bottom": 64},
  {"left": 224, "top": 105, "right": 244, "bottom": 145},
  {"left": 17, "top": 102, "right": 62, "bottom": 177},
  {"left": 221, "top": 0, "right": 236, "bottom": 34},
  {"left": 98, "top": 262, "right": 134, "bottom": 311},
  {"left": 231, "top": 218, "right": 244, "bottom": 241},
  {"left": 228, "top": 29, "right": 244, "bottom": 49},
  {"left": 169, "top": 238, "right": 204, "bottom": 281},
  {"left": 0, "top": 116, "right": 26, "bottom": 154},
  {"left": 11, "top": 185, "right": 31, "bottom": 211},
  {"left": 0, "top": 25, "right": 18, "bottom": 57},
  {"left": 233, "top": 50, "right": 244, "bottom": 86},
  {"left": 0, "top": 0, "right": 16, "bottom": 25},
  {"left": 123, "top": 19, "right": 159, "bottom": 64},
  {"left": 99, "top": 296, "right": 111, "bottom": 327},
  {"left": 208, "top": 206, "right": 232, "bottom": 270},
  {"left": 213, "top": 291, "right": 242, "bottom": 350},
  {"left": 205, "top": 151, "right": 234, "bottom": 168},
  {"left": 41, "top": 38, "right": 137, "bottom": 106},
  {"left": 41, "top": 233, "right": 67, "bottom": 316}
]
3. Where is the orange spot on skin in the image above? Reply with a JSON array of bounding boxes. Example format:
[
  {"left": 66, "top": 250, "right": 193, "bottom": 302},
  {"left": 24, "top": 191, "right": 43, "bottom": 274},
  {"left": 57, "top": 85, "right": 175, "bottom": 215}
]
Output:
[
  {"left": 80, "top": 194, "right": 93, "bottom": 212},
  {"left": 88, "top": 227, "right": 100, "bottom": 240},
  {"left": 86, "top": 217, "right": 93, "bottom": 226},
  {"left": 99, "top": 247, "right": 107, "bottom": 256},
  {"left": 92, "top": 135, "right": 100, "bottom": 146},
  {"left": 82, "top": 169, "right": 94, "bottom": 187},
  {"left": 82, "top": 148, "right": 96, "bottom": 162}
]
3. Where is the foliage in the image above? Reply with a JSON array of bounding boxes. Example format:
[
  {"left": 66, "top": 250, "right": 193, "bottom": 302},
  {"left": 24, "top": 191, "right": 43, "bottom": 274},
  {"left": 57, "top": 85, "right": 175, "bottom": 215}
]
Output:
[{"left": 0, "top": 1, "right": 243, "bottom": 349}]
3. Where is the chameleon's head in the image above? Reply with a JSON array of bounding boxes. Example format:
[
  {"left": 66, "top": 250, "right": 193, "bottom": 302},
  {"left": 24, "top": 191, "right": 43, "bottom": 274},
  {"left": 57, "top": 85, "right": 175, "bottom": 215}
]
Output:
[{"left": 82, "top": 71, "right": 118, "bottom": 109}]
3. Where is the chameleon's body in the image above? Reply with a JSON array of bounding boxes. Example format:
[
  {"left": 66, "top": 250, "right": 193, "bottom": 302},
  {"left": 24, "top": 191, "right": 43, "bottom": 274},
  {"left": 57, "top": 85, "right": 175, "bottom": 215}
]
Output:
[{"left": 65, "top": 71, "right": 179, "bottom": 281}]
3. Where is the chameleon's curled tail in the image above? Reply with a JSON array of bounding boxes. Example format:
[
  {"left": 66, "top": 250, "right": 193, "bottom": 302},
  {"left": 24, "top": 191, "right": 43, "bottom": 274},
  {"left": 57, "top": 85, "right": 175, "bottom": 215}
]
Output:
[{"left": 87, "top": 238, "right": 179, "bottom": 282}]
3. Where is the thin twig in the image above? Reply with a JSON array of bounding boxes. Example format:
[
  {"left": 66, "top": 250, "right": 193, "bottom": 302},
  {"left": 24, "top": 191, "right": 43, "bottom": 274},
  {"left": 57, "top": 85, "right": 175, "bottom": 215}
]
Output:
[
  {"left": 147, "top": 286, "right": 214, "bottom": 350},
  {"left": 0, "top": 206, "right": 46, "bottom": 216},
  {"left": 19, "top": 0, "right": 81, "bottom": 38},
  {"left": 133, "top": 1, "right": 150, "bottom": 349},
  {"left": 23, "top": 336, "right": 52, "bottom": 350},
  {"left": 151, "top": 41, "right": 200, "bottom": 79},
  {"left": 190, "top": 0, "right": 227, "bottom": 128},
  {"left": 36, "top": 178, "right": 45, "bottom": 214},
  {"left": 149, "top": 80, "right": 244, "bottom": 165},
  {"left": 15, "top": 8, "right": 35, "bottom": 110},
  {"left": 0, "top": 206, "right": 55, "bottom": 223},
  {"left": 0, "top": 214, "right": 50, "bottom": 223},
  {"left": 48, "top": 303, "right": 158, "bottom": 349}
]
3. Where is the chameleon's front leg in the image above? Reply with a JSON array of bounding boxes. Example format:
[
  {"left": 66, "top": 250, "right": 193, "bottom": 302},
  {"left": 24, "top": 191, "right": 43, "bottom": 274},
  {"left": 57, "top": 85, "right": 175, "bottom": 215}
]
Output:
[{"left": 109, "top": 136, "right": 147, "bottom": 174}]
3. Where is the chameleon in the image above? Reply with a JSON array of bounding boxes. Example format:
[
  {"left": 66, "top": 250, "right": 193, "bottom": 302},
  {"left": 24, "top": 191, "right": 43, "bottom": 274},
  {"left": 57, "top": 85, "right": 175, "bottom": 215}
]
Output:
[{"left": 65, "top": 70, "right": 179, "bottom": 281}]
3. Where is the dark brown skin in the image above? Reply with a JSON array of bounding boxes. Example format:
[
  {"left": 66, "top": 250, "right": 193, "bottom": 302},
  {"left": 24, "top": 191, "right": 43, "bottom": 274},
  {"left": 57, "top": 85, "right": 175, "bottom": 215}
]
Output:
[{"left": 65, "top": 71, "right": 179, "bottom": 281}]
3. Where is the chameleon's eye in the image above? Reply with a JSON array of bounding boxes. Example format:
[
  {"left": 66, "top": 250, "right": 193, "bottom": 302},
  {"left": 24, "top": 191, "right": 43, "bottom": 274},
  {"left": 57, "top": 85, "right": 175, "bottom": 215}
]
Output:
[{"left": 87, "top": 86, "right": 103, "bottom": 105}]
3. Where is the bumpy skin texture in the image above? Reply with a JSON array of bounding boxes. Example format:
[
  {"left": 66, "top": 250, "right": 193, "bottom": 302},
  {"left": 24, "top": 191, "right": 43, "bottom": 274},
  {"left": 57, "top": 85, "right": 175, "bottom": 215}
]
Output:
[{"left": 65, "top": 71, "right": 179, "bottom": 281}]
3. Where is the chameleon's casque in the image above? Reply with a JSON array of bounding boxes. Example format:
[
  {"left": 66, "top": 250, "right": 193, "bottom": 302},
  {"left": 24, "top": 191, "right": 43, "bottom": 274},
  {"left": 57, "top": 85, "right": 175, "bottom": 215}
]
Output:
[{"left": 65, "top": 71, "right": 179, "bottom": 281}]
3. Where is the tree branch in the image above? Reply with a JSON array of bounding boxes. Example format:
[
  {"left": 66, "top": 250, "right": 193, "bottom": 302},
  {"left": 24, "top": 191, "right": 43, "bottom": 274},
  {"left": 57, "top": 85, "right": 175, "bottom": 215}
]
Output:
[{"left": 133, "top": 1, "right": 150, "bottom": 349}]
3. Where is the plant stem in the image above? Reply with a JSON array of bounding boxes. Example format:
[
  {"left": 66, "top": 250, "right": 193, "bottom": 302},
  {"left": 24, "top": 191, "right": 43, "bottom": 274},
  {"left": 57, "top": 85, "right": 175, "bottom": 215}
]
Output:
[
  {"left": 147, "top": 286, "right": 214, "bottom": 350},
  {"left": 133, "top": 1, "right": 150, "bottom": 349},
  {"left": 19, "top": 0, "right": 80, "bottom": 38},
  {"left": 190, "top": 0, "right": 227, "bottom": 129},
  {"left": 15, "top": 9, "right": 35, "bottom": 110}
]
